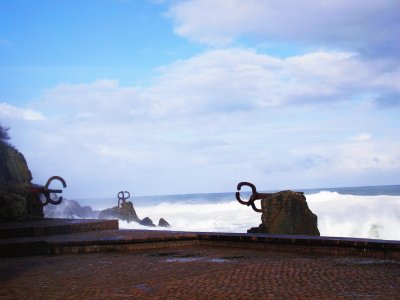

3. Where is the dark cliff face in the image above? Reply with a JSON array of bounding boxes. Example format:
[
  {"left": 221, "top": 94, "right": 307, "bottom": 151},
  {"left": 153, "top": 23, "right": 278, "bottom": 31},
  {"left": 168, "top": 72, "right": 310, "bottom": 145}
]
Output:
[
  {"left": 0, "top": 143, "right": 32, "bottom": 185},
  {"left": 0, "top": 142, "right": 40, "bottom": 221}
]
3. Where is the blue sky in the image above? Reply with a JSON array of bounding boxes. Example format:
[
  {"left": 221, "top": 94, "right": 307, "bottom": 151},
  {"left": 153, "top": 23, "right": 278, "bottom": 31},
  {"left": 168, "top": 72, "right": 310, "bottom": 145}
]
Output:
[
  {"left": 0, "top": 0, "right": 201, "bottom": 102},
  {"left": 1, "top": 0, "right": 399, "bottom": 198}
]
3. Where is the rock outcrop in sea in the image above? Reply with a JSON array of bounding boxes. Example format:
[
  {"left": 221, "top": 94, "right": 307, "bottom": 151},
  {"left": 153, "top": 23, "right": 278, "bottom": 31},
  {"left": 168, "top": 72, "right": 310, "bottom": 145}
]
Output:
[
  {"left": 98, "top": 201, "right": 141, "bottom": 223},
  {"left": 247, "top": 190, "right": 320, "bottom": 236},
  {"left": 98, "top": 201, "right": 171, "bottom": 228},
  {"left": 139, "top": 217, "right": 156, "bottom": 227},
  {"left": 158, "top": 218, "right": 171, "bottom": 228}
]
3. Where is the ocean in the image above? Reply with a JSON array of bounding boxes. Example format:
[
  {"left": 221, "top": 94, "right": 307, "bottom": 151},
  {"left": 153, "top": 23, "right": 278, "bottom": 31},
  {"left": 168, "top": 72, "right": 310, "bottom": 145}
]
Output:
[{"left": 50, "top": 185, "right": 400, "bottom": 241}]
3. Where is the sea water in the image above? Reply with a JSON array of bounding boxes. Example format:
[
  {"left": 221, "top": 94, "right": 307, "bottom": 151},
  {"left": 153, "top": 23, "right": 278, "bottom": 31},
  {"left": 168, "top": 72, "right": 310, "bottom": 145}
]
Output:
[{"left": 70, "top": 185, "right": 400, "bottom": 240}]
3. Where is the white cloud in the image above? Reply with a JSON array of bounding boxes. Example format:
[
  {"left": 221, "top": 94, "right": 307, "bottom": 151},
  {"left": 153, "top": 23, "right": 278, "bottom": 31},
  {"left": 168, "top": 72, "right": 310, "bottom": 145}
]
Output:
[
  {"left": 1, "top": 0, "right": 399, "bottom": 199},
  {"left": 287, "top": 138, "right": 400, "bottom": 184},
  {"left": 335, "top": 142, "right": 400, "bottom": 172},
  {"left": 350, "top": 133, "right": 372, "bottom": 142},
  {"left": 37, "top": 79, "right": 143, "bottom": 121},
  {"left": 144, "top": 49, "right": 399, "bottom": 114},
  {"left": 0, "top": 103, "right": 45, "bottom": 121},
  {"left": 168, "top": 0, "right": 400, "bottom": 57},
  {"left": 33, "top": 49, "right": 399, "bottom": 120},
  {"left": 6, "top": 48, "right": 400, "bottom": 197}
]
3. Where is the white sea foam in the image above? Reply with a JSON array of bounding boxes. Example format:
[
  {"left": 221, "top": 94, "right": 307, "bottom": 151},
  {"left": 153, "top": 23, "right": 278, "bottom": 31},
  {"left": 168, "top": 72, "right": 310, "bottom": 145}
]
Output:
[
  {"left": 119, "top": 191, "right": 400, "bottom": 240},
  {"left": 119, "top": 200, "right": 259, "bottom": 233},
  {"left": 307, "top": 192, "right": 400, "bottom": 240}
]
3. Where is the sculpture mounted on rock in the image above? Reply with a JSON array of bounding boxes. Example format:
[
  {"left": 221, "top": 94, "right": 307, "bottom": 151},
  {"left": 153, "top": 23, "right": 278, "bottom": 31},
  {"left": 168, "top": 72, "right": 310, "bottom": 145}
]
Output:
[
  {"left": 98, "top": 190, "right": 171, "bottom": 228},
  {"left": 236, "top": 182, "right": 320, "bottom": 236},
  {"left": 98, "top": 191, "right": 140, "bottom": 223}
]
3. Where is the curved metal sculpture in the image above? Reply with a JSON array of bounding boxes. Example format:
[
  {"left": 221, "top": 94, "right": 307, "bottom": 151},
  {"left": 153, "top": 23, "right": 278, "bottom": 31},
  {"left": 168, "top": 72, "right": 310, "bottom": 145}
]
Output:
[
  {"left": 235, "top": 182, "right": 273, "bottom": 212},
  {"left": 117, "top": 190, "right": 130, "bottom": 207},
  {"left": 31, "top": 176, "right": 67, "bottom": 206}
]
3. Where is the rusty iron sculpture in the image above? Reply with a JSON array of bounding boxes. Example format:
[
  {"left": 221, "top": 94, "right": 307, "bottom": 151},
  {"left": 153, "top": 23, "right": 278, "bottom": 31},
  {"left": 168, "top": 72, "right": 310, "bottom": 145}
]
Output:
[
  {"left": 235, "top": 182, "right": 274, "bottom": 212},
  {"left": 117, "top": 190, "right": 130, "bottom": 207},
  {"left": 31, "top": 176, "right": 67, "bottom": 207}
]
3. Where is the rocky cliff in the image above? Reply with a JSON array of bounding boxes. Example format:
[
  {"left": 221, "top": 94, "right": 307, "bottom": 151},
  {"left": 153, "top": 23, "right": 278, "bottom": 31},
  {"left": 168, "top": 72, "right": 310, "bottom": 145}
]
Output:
[
  {"left": 0, "top": 142, "right": 43, "bottom": 221},
  {"left": 248, "top": 190, "right": 320, "bottom": 236}
]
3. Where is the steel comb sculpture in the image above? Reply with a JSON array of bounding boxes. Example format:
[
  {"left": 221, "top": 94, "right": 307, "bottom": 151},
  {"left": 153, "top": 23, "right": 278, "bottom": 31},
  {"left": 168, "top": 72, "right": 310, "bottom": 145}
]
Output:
[
  {"left": 235, "top": 181, "right": 274, "bottom": 212},
  {"left": 30, "top": 175, "right": 67, "bottom": 206}
]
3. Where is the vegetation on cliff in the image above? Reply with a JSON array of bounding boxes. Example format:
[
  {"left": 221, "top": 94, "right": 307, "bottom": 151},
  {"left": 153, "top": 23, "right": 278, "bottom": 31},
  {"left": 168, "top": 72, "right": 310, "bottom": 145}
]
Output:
[{"left": 0, "top": 124, "right": 10, "bottom": 143}]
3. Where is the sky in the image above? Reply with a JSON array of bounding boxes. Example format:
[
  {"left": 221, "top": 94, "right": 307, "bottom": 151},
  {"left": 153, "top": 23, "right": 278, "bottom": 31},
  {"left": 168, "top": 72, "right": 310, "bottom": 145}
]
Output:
[{"left": 0, "top": 0, "right": 399, "bottom": 198}]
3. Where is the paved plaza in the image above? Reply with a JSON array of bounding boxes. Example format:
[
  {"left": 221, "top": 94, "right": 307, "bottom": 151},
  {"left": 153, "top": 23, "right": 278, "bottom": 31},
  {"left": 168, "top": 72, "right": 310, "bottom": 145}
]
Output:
[{"left": 1, "top": 245, "right": 399, "bottom": 299}]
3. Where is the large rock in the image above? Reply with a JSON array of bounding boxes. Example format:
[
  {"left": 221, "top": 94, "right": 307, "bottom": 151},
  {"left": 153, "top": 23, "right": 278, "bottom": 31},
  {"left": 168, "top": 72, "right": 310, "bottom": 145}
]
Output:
[
  {"left": 248, "top": 190, "right": 320, "bottom": 236},
  {"left": 0, "top": 142, "right": 43, "bottom": 221},
  {"left": 139, "top": 217, "right": 156, "bottom": 227},
  {"left": 98, "top": 201, "right": 140, "bottom": 223},
  {"left": 98, "top": 201, "right": 170, "bottom": 228},
  {"left": 158, "top": 218, "right": 171, "bottom": 228}
]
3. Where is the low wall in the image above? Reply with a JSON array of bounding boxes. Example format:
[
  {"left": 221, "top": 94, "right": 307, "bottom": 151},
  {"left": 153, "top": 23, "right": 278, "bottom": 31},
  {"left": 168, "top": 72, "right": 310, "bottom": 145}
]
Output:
[{"left": 1, "top": 227, "right": 399, "bottom": 259}]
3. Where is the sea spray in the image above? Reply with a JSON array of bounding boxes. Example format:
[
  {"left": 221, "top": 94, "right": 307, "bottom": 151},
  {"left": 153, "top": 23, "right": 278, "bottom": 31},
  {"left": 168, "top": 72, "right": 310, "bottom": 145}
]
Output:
[
  {"left": 307, "top": 192, "right": 400, "bottom": 240},
  {"left": 53, "top": 186, "right": 400, "bottom": 240},
  {"left": 116, "top": 193, "right": 400, "bottom": 240},
  {"left": 119, "top": 201, "right": 259, "bottom": 233}
]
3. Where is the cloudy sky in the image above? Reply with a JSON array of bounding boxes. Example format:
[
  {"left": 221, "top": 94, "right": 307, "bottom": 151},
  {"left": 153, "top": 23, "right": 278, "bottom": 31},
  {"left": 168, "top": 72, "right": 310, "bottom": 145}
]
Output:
[{"left": 1, "top": 0, "right": 399, "bottom": 198}]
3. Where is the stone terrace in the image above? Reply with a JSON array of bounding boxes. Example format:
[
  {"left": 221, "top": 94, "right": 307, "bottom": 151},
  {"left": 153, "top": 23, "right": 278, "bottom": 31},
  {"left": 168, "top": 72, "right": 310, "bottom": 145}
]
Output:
[{"left": 0, "top": 219, "right": 399, "bottom": 299}]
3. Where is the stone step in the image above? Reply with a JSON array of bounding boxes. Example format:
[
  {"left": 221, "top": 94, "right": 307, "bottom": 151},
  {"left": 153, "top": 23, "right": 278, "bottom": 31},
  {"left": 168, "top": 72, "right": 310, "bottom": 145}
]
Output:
[
  {"left": 0, "top": 227, "right": 399, "bottom": 259},
  {"left": 0, "top": 229, "right": 198, "bottom": 257},
  {"left": 0, "top": 218, "right": 118, "bottom": 239}
]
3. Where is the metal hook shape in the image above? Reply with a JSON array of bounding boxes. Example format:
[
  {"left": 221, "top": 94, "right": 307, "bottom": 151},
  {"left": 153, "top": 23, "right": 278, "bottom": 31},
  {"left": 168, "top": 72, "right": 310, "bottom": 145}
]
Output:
[
  {"left": 45, "top": 176, "right": 67, "bottom": 189},
  {"left": 236, "top": 182, "right": 272, "bottom": 213},
  {"left": 235, "top": 182, "right": 257, "bottom": 205},
  {"left": 117, "top": 191, "right": 130, "bottom": 207},
  {"left": 43, "top": 176, "right": 67, "bottom": 205},
  {"left": 31, "top": 176, "right": 67, "bottom": 206}
]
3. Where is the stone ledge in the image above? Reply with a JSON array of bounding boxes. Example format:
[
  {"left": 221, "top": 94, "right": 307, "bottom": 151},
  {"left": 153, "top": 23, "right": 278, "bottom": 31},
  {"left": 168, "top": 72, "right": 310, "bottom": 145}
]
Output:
[
  {"left": 0, "top": 227, "right": 399, "bottom": 259},
  {"left": 197, "top": 232, "right": 400, "bottom": 252},
  {"left": 0, "top": 218, "right": 119, "bottom": 238},
  {"left": 195, "top": 233, "right": 400, "bottom": 260}
]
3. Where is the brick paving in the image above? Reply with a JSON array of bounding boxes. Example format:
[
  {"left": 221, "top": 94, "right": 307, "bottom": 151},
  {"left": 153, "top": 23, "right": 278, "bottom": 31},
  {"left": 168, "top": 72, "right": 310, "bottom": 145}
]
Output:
[{"left": 1, "top": 245, "right": 399, "bottom": 299}]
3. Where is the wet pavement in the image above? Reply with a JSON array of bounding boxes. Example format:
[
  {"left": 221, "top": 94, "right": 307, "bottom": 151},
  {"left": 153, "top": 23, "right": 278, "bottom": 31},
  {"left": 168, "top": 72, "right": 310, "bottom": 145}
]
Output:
[
  {"left": 1, "top": 219, "right": 399, "bottom": 299},
  {"left": 1, "top": 245, "right": 399, "bottom": 299}
]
